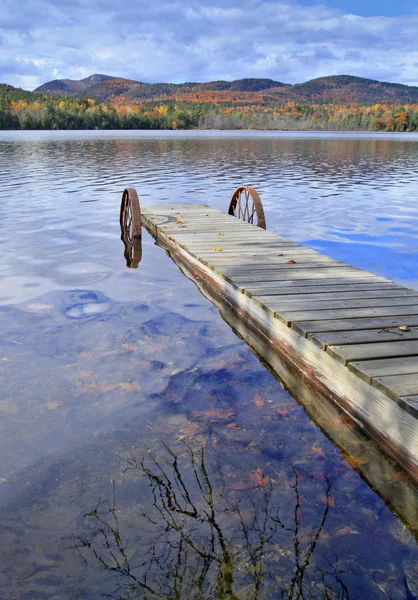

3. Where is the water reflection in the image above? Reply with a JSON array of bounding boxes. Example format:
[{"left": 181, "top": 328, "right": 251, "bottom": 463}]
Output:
[
  {"left": 120, "top": 221, "right": 142, "bottom": 268},
  {"left": 73, "top": 440, "right": 416, "bottom": 599},
  {"left": 73, "top": 441, "right": 340, "bottom": 599},
  {"left": 120, "top": 187, "right": 143, "bottom": 268},
  {"left": 0, "top": 132, "right": 417, "bottom": 598}
]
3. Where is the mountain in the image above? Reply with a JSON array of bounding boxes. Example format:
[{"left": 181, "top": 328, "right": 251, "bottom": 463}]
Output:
[
  {"left": 35, "top": 74, "right": 113, "bottom": 95},
  {"left": 34, "top": 75, "right": 287, "bottom": 101},
  {"left": 286, "top": 75, "right": 418, "bottom": 103},
  {"left": 32, "top": 73, "right": 418, "bottom": 104}
]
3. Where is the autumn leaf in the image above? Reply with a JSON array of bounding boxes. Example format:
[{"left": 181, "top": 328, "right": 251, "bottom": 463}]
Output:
[
  {"left": 174, "top": 220, "right": 184, "bottom": 224},
  {"left": 201, "top": 213, "right": 209, "bottom": 216},
  {"left": 218, "top": 232, "right": 225, "bottom": 236},
  {"left": 226, "top": 422, "right": 240, "bottom": 430},
  {"left": 286, "top": 259, "right": 296, "bottom": 264},
  {"left": 213, "top": 247, "right": 221, "bottom": 252},
  {"left": 252, "top": 467, "right": 270, "bottom": 488},
  {"left": 199, "top": 407, "right": 236, "bottom": 421},
  {"left": 253, "top": 394, "right": 264, "bottom": 408},
  {"left": 275, "top": 408, "right": 289, "bottom": 417}
]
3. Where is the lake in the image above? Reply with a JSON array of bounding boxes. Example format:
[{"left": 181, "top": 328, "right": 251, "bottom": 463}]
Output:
[{"left": 0, "top": 130, "right": 417, "bottom": 599}]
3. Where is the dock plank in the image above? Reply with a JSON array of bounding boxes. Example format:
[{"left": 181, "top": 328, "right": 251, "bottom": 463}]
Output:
[
  {"left": 235, "top": 268, "right": 376, "bottom": 284},
  {"left": 310, "top": 326, "right": 418, "bottom": 350},
  {"left": 245, "top": 282, "right": 396, "bottom": 296},
  {"left": 372, "top": 373, "right": 418, "bottom": 401},
  {"left": 399, "top": 395, "right": 418, "bottom": 413},
  {"left": 266, "top": 296, "right": 418, "bottom": 313},
  {"left": 327, "top": 340, "right": 418, "bottom": 365},
  {"left": 259, "top": 288, "right": 416, "bottom": 304},
  {"left": 293, "top": 314, "right": 418, "bottom": 334},
  {"left": 279, "top": 305, "right": 418, "bottom": 326},
  {"left": 348, "top": 356, "right": 418, "bottom": 383}
]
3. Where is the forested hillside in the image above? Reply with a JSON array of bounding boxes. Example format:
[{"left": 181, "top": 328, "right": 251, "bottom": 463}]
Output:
[
  {"left": 1, "top": 76, "right": 418, "bottom": 131},
  {"left": 34, "top": 73, "right": 418, "bottom": 104}
]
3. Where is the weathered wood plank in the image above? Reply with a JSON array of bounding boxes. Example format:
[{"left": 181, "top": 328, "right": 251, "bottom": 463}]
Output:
[
  {"left": 399, "top": 395, "right": 418, "bottom": 414},
  {"left": 236, "top": 268, "right": 375, "bottom": 284},
  {"left": 207, "top": 256, "right": 337, "bottom": 267},
  {"left": 245, "top": 281, "right": 395, "bottom": 296},
  {"left": 293, "top": 315, "right": 418, "bottom": 336},
  {"left": 310, "top": 326, "right": 418, "bottom": 350},
  {"left": 222, "top": 265, "right": 344, "bottom": 277},
  {"left": 208, "top": 251, "right": 334, "bottom": 262},
  {"left": 372, "top": 373, "right": 418, "bottom": 401},
  {"left": 348, "top": 356, "right": 418, "bottom": 383},
  {"left": 267, "top": 296, "right": 418, "bottom": 313},
  {"left": 259, "top": 288, "right": 416, "bottom": 305},
  {"left": 328, "top": 340, "right": 418, "bottom": 365},
  {"left": 280, "top": 305, "right": 418, "bottom": 326},
  {"left": 187, "top": 241, "right": 300, "bottom": 250}
]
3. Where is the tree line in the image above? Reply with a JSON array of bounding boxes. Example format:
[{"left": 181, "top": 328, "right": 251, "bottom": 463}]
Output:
[{"left": 1, "top": 89, "right": 418, "bottom": 131}]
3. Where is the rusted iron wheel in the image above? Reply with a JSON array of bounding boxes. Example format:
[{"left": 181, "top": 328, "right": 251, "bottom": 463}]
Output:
[
  {"left": 120, "top": 188, "right": 142, "bottom": 268},
  {"left": 228, "top": 186, "right": 266, "bottom": 229},
  {"left": 120, "top": 188, "right": 141, "bottom": 239}
]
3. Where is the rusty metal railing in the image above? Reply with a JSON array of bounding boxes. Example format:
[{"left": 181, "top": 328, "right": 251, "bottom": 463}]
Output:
[
  {"left": 228, "top": 186, "right": 266, "bottom": 229},
  {"left": 119, "top": 184, "right": 266, "bottom": 267}
]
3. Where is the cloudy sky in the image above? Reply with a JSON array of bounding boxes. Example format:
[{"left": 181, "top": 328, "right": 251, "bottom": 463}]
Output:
[{"left": 1, "top": 0, "right": 418, "bottom": 89}]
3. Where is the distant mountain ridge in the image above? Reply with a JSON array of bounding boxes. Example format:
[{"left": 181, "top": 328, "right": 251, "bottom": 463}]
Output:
[
  {"left": 28, "top": 73, "right": 418, "bottom": 104},
  {"left": 35, "top": 74, "right": 113, "bottom": 95}
]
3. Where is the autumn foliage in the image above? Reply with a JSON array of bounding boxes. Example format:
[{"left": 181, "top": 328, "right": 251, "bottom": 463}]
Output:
[{"left": 2, "top": 83, "right": 418, "bottom": 131}]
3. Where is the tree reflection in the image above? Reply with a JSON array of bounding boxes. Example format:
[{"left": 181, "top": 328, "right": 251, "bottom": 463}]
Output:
[{"left": 73, "top": 440, "right": 350, "bottom": 599}]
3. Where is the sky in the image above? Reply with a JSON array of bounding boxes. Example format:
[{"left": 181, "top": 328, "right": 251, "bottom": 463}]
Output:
[{"left": 1, "top": 0, "right": 418, "bottom": 90}]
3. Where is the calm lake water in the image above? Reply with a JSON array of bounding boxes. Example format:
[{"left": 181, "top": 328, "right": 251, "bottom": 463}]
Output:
[{"left": 0, "top": 131, "right": 417, "bottom": 599}]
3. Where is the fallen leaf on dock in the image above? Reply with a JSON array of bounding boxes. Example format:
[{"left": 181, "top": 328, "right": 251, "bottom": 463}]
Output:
[
  {"left": 286, "top": 259, "right": 296, "bottom": 264},
  {"left": 201, "top": 213, "right": 209, "bottom": 216},
  {"left": 218, "top": 232, "right": 225, "bottom": 236},
  {"left": 213, "top": 247, "right": 221, "bottom": 252},
  {"left": 399, "top": 325, "right": 410, "bottom": 332}
]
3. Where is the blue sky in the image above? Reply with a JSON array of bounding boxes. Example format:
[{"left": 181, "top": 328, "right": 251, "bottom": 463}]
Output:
[
  {"left": 1, "top": 0, "right": 418, "bottom": 90},
  {"left": 303, "top": 0, "right": 418, "bottom": 17}
]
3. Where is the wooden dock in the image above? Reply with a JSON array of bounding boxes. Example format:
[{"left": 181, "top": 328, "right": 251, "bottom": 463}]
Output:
[{"left": 141, "top": 204, "right": 418, "bottom": 483}]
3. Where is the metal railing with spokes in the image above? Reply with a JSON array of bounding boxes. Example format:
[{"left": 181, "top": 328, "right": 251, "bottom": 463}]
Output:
[{"left": 228, "top": 186, "right": 266, "bottom": 229}]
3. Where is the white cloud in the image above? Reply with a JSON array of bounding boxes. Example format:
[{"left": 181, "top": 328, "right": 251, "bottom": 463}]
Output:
[{"left": 1, "top": 0, "right": 418, "bottom": 89}]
